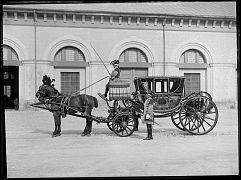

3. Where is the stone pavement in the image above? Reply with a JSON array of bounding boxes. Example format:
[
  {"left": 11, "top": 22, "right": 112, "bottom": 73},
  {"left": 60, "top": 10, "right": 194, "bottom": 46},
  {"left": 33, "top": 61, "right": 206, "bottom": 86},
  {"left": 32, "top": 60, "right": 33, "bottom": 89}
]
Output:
[{"left": 4, "top": 107, "right": 239, "bottom": 177}]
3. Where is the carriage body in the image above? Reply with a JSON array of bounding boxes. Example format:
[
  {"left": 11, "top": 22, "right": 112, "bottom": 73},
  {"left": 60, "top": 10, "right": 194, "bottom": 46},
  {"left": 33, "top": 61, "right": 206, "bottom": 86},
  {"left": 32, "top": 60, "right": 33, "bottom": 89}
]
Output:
[
  {"left": 129, "top": 76, "right": 219, "bottom": 135},
  {"left": 133, "top": 76, "right": 185, "bottom": 113}
]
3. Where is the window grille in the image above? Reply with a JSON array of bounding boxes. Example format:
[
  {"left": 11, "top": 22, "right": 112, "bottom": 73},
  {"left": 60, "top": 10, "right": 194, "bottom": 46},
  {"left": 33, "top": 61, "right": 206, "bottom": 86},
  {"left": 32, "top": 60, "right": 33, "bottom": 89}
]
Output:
[
  {"left": 3, "top": 45, "right": 19, "bottom": 61},
  {"left": 119, "top": 48, "right": 147, "bottom": 62},
  {"left": 54, "top": 46, "right": 85, "bottom": 62},
  {"left": 184, "top": 73, "right": 200, "bottom": 95},
  {"left": 61, "top": 72, "right": 80, "bottom": 95},
  {"left": 180, "top": 49, "right": 205, "bottom": 63}
]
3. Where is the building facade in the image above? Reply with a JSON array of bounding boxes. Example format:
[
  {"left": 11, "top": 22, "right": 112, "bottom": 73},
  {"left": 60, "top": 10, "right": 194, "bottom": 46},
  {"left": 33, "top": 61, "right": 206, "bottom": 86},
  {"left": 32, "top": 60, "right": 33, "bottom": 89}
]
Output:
[{"left": 2, "top": 2, "right": 237, "bottom": 110}]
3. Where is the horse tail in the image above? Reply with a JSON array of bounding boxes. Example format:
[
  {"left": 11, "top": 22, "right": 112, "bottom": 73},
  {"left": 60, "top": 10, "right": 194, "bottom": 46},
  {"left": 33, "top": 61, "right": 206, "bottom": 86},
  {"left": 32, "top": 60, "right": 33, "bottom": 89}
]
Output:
[{"left": 93, "top": 96, "right": 98, "bottom": 108}]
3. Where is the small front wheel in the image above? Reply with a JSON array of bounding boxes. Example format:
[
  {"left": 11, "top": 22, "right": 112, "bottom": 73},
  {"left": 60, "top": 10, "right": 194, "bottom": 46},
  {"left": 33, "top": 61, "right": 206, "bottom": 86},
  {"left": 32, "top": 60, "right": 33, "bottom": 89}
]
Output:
[
  {"left": 112, "top": 113, "right": 136, "bottom": 137},
  {"left": 106, "top": 114, "right": 114, "bottom": 131}
]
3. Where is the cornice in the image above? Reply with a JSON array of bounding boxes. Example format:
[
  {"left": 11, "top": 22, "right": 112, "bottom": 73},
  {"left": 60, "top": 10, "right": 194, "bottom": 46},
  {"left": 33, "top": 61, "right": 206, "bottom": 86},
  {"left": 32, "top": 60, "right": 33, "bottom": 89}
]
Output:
[{"left": 2, "top": 9, "right": 236, "bottom": 31}]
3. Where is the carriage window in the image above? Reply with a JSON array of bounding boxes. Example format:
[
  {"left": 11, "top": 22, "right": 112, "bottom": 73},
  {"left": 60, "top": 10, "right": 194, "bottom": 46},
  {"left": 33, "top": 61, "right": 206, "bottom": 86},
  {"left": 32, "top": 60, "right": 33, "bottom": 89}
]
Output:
[
  {"left": 155, "top": 79, "right": 168, "bottom": 93},
  {"left": 170, "top": 78, "right": 182, "bottom": 93}
]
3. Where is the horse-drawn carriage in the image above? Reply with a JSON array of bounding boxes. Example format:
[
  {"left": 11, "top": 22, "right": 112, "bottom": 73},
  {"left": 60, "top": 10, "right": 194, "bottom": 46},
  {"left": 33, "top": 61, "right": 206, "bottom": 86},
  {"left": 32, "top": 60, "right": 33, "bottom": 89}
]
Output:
[{"left": 31, "top": 75, "right": 218, "bottom": 137}]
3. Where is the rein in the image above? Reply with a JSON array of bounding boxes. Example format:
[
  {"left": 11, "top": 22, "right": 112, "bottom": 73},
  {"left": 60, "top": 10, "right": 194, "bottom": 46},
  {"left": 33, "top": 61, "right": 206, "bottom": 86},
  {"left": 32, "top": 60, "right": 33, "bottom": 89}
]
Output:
[{"left": 71, "top": 76, "right": 109, "bottom": 96}]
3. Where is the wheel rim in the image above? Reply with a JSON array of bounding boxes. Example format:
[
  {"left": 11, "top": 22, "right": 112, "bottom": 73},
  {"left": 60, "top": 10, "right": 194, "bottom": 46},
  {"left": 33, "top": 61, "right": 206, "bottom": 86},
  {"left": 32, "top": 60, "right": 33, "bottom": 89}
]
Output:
[
  {"left": 171, "top": 112, "right": 186, "bottom": 131},
  {"left": 179, "top": 96, "right": 218, "bottom": 135},
  {"left": 112, "top": 113, "right": 136, "bottom": 137}
]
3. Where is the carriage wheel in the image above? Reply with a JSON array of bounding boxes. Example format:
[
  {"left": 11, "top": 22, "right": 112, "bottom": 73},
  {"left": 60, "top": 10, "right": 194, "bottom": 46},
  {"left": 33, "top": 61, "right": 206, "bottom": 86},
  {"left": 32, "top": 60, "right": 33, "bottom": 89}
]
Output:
[
  {"left": 179, "top": 96, "right": 218, "bottom": 135},
  {"left": 107, "top": 114, "right": 114, "bottom": 131},
  {"left": 171, "top": 111, "right": 186, "bottom": 131},
  {"left": 107, "top": 122, "right": 113, "bottom": 131},
  {"left": 112, "top": 113, "right": 136, "bottom": 137}
]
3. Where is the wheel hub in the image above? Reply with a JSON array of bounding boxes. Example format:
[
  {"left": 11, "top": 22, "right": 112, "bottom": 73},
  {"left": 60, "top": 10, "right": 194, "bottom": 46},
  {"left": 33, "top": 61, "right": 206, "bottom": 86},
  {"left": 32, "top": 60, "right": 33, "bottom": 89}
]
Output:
[
  {"left": 196, "top": 111, "right": 203, "bottom": 119},
  {"left": 121, "top": 121, "right": 128, "bottom": 128}
]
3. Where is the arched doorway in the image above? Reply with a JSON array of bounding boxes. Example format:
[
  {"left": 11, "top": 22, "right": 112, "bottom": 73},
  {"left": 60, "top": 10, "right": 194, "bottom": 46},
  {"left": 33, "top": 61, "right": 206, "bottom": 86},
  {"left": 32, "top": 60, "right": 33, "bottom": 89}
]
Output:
[
  {"left": 178, "top": 49, "right": 208, "bottom": 95},
  {"left": 52, "top": 46, "right": 87, "bottom": 95},
  {"left": 3, "top": 45, "right": 20, "bottom": 109}
]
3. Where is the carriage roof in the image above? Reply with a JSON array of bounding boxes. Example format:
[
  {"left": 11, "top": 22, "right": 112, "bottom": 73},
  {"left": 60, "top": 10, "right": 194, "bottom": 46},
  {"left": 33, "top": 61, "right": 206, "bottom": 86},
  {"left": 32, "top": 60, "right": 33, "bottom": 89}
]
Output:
[{"left": 134, "top": 76, "right": 185, "bottom": 81}]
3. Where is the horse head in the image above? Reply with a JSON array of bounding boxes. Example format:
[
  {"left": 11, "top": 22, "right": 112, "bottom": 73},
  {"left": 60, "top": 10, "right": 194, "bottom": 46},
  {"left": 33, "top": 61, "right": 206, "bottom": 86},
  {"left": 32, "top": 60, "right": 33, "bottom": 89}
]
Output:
[{"left": 36, "top": 75, "right": 60, "bottom": 102}]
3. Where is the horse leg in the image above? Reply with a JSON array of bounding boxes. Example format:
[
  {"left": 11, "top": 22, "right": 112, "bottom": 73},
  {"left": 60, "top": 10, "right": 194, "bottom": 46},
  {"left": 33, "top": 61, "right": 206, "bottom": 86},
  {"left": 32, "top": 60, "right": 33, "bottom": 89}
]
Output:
[
  {"left": 52, "top": 111, "right": 61, "bottom": 137},
  {"left": 81, "top": 108, "right": 93, "bottom": 136},
  {"left": 57, "top": 112, "right": 61, "bottom": 136}
]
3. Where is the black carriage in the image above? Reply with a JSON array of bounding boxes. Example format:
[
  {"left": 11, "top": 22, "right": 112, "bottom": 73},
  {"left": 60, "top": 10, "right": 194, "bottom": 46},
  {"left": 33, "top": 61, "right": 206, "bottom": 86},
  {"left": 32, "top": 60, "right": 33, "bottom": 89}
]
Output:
[{"left": 121, "top": 76, "right": 218, "bottom": 136}]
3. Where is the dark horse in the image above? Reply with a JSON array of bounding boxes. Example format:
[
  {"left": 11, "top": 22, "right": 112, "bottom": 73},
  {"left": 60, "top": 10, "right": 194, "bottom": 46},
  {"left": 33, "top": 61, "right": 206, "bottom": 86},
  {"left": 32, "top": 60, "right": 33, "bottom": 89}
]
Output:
[{"left": 35, "top": 75, "right": 98, "bottom": 137}]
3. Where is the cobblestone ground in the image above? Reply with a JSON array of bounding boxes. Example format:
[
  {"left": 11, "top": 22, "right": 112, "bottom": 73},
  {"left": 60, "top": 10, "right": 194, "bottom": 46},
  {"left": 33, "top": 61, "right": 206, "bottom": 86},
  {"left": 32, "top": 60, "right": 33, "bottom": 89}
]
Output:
[{"left": 4, "top": 106, "right": 239, "bottom": 178}]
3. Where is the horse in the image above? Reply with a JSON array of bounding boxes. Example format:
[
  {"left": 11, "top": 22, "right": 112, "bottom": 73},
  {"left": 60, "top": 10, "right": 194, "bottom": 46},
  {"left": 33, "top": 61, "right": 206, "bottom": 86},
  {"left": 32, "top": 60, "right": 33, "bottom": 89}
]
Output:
[{"left": 35, "top": 75, "right": 98, "bottom": 137}]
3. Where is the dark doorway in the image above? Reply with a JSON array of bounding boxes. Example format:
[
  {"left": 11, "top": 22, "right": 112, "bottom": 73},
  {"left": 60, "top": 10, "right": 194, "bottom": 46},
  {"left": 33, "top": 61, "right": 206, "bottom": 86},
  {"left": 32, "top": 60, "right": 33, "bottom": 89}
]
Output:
[{"left": 3, "top": 66, "right": 19, "bottom": 109}]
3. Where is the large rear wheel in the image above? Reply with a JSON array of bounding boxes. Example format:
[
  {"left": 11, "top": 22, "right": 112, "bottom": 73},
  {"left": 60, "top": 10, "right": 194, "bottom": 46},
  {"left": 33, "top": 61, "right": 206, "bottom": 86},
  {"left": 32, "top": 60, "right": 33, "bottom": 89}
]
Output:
[
  {"left": 179, "top": 96, "right": 218, "bottom": 135},
  {"left": 171, "top": 111, "right": 186, "bottom": 131}
]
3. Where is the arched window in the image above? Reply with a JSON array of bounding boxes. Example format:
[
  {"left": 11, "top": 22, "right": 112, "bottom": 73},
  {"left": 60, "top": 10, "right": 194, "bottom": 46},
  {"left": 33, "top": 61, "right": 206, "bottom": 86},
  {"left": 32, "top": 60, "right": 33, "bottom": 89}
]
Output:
[
  {"left": 179, "top": 49, "right": 206, "bottom": 63},
  {"left": 54, "top": 46, "right": 86, "bottom": 62},
  {"left": 3, "top": 45, "right": 19, "bottom": 61},
  {"left": 119, "top": 48, "right": 148, "bottom": 62}
]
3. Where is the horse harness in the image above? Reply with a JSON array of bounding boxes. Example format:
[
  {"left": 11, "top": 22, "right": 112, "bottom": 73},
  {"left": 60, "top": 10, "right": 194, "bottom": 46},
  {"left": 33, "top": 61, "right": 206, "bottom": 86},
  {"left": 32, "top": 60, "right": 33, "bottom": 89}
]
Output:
[
  {"left": 44, "top": 95, "right": 70, "bottom": 117},
  {"left": 60, "top": 96, "right": 70, "bottom": 117}
]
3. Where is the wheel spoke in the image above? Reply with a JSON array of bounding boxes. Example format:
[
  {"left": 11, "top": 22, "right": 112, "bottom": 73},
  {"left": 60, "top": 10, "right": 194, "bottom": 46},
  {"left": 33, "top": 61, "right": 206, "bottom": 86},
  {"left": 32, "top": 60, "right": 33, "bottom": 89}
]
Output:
[
  {"left": 202, "top": 119, "right": 213, "bottom": 127},
  {"left": 201, "top": 123, "right": 206, "bottom": 132},
  {"left": 184, "top": 118, "right": 189, "bottom": 126},
  {"left": 127, "top": 124, "right": 134, "bottom": 128},
  {"left": 176, "top": 121, "right": 181, "bottom": 126},
  {"left": 190, "top": 117, "right": 198, "bottom": 129},
  {"left": 204, "top": 115, "right": 216, "bottom": 121},
  {"left": 126, "top": 126, "right": 132, "bottom": 131},
  {"left": 172, "top": 116, "right": 180, "bottom": 120},
  {"left": 197, "top": 119, "right": 200, "bottom": 133},
  {"left": 207, "top": 111, "right": 216, "bottom": 114}
]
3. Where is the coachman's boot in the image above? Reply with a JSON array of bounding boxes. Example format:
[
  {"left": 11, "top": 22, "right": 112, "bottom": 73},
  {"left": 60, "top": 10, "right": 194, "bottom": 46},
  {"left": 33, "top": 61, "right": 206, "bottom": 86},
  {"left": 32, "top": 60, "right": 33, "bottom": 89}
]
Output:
[{"left": 143, "top": 124, "right": 153, "bottom": 140}]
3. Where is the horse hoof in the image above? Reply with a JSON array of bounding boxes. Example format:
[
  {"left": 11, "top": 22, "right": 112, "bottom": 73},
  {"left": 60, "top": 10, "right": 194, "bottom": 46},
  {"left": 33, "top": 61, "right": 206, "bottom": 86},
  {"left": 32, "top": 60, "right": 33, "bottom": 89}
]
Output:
[
  {"left": 52, "top": 133, "right": 60, "bottom": 137},
  {"left": 81, "top": 133, "right": 91, "bottom": 137}
]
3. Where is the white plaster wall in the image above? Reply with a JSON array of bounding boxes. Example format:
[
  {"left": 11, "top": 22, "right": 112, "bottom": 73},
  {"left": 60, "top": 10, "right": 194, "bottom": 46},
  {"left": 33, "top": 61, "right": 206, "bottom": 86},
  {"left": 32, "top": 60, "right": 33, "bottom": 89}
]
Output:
[
  {"left": 212, "top": 65, "right": 237, "bottom": 103},
  {"left": 3, "top": 23, "right": 237, "bottom": 109}
]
